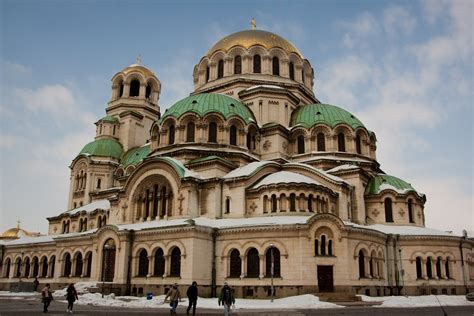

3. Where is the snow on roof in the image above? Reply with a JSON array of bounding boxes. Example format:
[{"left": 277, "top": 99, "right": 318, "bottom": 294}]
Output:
[
  {"left": 117, "top": 216, "right": 310, "bottom": 231},
  {"left": 252, "top": 171, "right": 320, "bottom": 189},
  {"left": 287, "top": 162, "right": 347, "bottom": 183},
  {"left": 327, "top": 164, "right": 359, "bottom": 173},
  {"left": 65, "top": 199, "right": 110, "bottom": 216},
  {"left": 165, "top": 157, "right": 202, "bottom": 179},
  {"left": 377, "top": 183, "right": 412, "bottom": 195},
  {"left": 245, "top": 85, "right": 284, "bottom": 91},
  {"left": 2, "top": 235, "right": 55, "bottom": 245},
  {"left": 223, "top": 161, "right": 276, "bottom": 179},
  {"left": 344, "top": 221, "right": 457, "bottom": 237}
]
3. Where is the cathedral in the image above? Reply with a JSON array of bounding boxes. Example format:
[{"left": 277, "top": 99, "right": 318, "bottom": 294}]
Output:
[{"left": 1, "top": 25, "right": 473, "bottom": 299}]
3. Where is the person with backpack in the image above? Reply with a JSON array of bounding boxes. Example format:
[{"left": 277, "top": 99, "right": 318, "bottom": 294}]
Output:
[
  {"left": 164, "top": 283, "right": 181, "bottom": 315},
  {"left": 66, "top": 283, "right": 79, "bottom": 313},
  {"left": 218, "top": 282, "right": 235, "bottom": 316}
]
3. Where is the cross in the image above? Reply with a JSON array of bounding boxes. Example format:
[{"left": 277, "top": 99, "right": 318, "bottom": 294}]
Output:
[
  {"left": 17, "top": 220, "right": 20, "bottom": 229},
  {"left": 136, "top": 54, "right": 142, "bottom": 65},
  {"left": 178, "top": 193, "right": 185, "bottom": 215},
  {"left": 250, "top": 202, "right": 258, "bottom": 213},
  {"left": 251, "top": 18, "right": 256, "bottom": 30}
]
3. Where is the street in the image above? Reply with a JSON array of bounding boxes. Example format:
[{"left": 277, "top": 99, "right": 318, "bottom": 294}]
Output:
[{"left": 0, "top": 297, "right": 473, "bottom": 316}]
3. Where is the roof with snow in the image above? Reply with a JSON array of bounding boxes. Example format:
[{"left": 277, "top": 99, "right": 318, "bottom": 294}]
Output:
[
  {"left": 345, "top": 221, "right": 457, "bottom": 237},
  {"left": 365, "top": 174, "right": 422, "bottom": 196},
  {"left": 64, "top": 199, "right": 110, "bottom": 216},
  {"left": 223, "top": 161, "right": 278, "bottom": 179},
  {"left": 252, "top": 171, "right": 320, "bottom": 189}
]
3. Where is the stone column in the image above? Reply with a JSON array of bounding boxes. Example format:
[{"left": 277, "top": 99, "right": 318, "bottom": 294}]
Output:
[
  {"left": 262, "top": 55, "right": 271, "bottom": 75},
  {"left": 209, "top": 62, "right": 217, "bottom": 81},
  {"left": 421, "top": 259, "right": 427, "bottom": 279},
  {"left": 224, "top": 56, "right": 232, "bottom": 76},
  {"left": 240, "top": 255, "right": 246, "bottom": 279},
  {"left": 139, "top": 84, "right": 146, "bottom": 99},
  {"left": 280, "top": 59, "right": 289, "bottom": 78},
  {"left": 148, "top": 255, "right": 154, "bottom": 277},
  {"left": 259, "top": 255, "right": 265, "bottom": 279},
  {"left": 295, "top": 64, "right": 303, "bottom": 83},
  {"left": 164, "top": 255, "right": 170, "bottom": 277},
  {"left": 123, "top": 83, "right": 130, "bottom": 97},
  {"left": 242, "top": 54, "right": 251, "bottom": 74}
]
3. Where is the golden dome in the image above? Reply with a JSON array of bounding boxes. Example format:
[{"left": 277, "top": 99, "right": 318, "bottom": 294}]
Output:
[
  {"left": 207, "top": 30, "right": 302, "bottom": 57},
  {"left": 0, "top": 224, "right": 41, "bottom": 240},
  {"left": 121, "top": 64, "right": 156, "bottom": 77}
]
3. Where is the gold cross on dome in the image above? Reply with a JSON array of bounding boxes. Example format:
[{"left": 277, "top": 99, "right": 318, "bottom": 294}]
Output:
[
  {"left": 136, "top": 54, "right": 142, "bottom": 65},
  {"left": 251, "top": 17, "right": 256, "bottom": 30},
  {"left": 17, "top": 220, "right": 21, "bottom": 229}
]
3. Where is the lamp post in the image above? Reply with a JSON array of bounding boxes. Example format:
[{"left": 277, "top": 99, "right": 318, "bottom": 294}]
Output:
[
  {"left": 101, "top": 244, "right": 110, "bottom": 298},
  {"left": 270, "top": 243, "right": 274, "bottom": 303}
]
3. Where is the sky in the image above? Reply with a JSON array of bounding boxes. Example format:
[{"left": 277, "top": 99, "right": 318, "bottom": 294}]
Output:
[{"left": 0, "top": 0, "right": 472, "bottom": 235}]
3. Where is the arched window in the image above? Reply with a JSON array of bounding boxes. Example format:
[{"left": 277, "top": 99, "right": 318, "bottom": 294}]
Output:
[
  {"left": 145, "top": 84, "right": 151, "bottom": 99},
  {"left": 408, "top": 200, "right": 414, "bottom": 223},
  {"left": 317, "top": 133, "right": 325, "bottom": 151},
  {"left": 384, "top": 198, "right": 393, "bottom": 222},
  {"left": 208, "top": 122, "right": 217, "bottom": 143},
  {"left": 337, "top": 132, "right": 346, "bottom": 152},
  {"left": 289, "top": 62, "right": 294, "bottom": 80},
  {"left": 229, "top": 249, "right": 241, "bottom": 278},
  {"left": 168, "top": 124, "right": 175, "bottom": 145},
  {"left": 356, "top": 135, "right": 362, "bottom": 154},
  {"left": 297, "top": 135, "right": 305, "bottom": 154},
  {"left": 314, "top": 239, "right": 319, "bottom": 256},
  {"left": 320, "top": 236, "right": 326, "bottom": 255},
  {"left": 426, "top": 257, "right": 433, "bottom": 279},
  {"left": 247, "top": 248, "right": 259, "bottom": 278},
  {"left": 358, "top": 250, "right": 365, "bottom": 278},
  {"left": 436, "top": 257, "right": 442, "bottom": 278},
  {"left": 253, "top": 55, "right": 261, "bottom": 73},
  {"left": 40, "top": 257, "right": 48, "bottom": 278},
  {"left": 272, "top": 56, "right": 280, "bottom": 75},
  {"left": 263, "top": 195, "right": 268, "bottom": 213},
  {"left": 97, "top": 178, "right": 101, "bottom": 189},
  {"left": 130, "top": 79, "right": 140, "bottom": 97},
  {"left": 206, "top": 66, "right": 210, "bottom": 83},
  {"left": 119, "top": 81, "right": 124, "bottom": 97},
  {"left": 32, "top": 257, "right": 39, "bottom": 277},
  {"left": 15, "top": 258, "right": 22, "bottom": 277},
  {"left": 75, "top": 253, "right": 83, "bottom": 277},
  {"left": 152, "top": 184, "right": 158, "bottom": 219},
  {"left": 154, "top": 248, "right": 165, "bottom": 276},
  {"left": 102, "top": 239, "right": 116, "bottom": 282},
  {"left": 289, "top": 193, "right": 296, "bottom": 211},
  {"left": 160, "top": 186, "right": 167, "bottom": 218},
  {"left": 50, "top": 256, "right": 56, "bottom": 278},
  {"left": 302, "top": 69, "right": 305, "bottom": 83},
  {"left": 328, "top": 240, "right": 333, "bottom": 256},
  {"left": 265, "top": 247, "right": 281, "bottom": 277},
  {"left": 217, "top": 59, "right": 224, "bottom": 79},
  {"left": 186, "top": 122, "right": 195, "bottom": 142},
  {"left": 138, "top": 249, "right": 148, "bottom": 277},
  {"left": 170, "top": 248, "right": 181, "bottom": 277},
  {"left": 63, "top": 253, "right": 72, "bottom": 277},
  {"left": 271, "top": 194, "right": 277, "bottom": 212},
  {"left": 369, "top": 257, "right": 374, "bottom": 277},
  {"left": 24, "top": 257, "right": 30, "bottom": 278},
  {"left": 234, "top": 56, "right": 242, "bottom": 74},
  {"left": 4, "top": 258, "right": 11, "bottom": 278},
  {"left": 445, "top": 257, "right": 450, "bottom": 278},
  {"left": 308, "top": 194, "right": 313, "bottom": 212},
  {"left": 225, "top": 197, "right": 230, "bottom": 214},
  {"left": 85, "top": 252, "right": 92, "bottom": 277},
  {"left": 229, "top": 125, "right": 237, "bottom": 145},
  {"left": 416, "top": 257, "right": 422, "bottom": 279}
]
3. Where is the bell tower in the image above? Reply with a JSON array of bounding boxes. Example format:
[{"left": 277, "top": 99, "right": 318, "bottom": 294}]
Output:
[{"left": 106, "top": 59, "right": 161, "bottom": 152}]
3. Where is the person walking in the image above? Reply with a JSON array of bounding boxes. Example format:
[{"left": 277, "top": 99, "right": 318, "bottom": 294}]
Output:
[
  {"left": 66, "top": 283, "right": 79, "bottom": 313},
  {"left": 164, "top": 283, "right": 181, "bottom": 315},
  {"left": 41, "top": 283, "right": 53, "bottom": 313},
  {"left": 186, "top": 281, "right": 198, "bottom": 316},
  {"left": 33, "top": 277, "right": 40, "bottom": 292},
  {"left": 218, "top": 282, "right": 235, "bottom": 316}
]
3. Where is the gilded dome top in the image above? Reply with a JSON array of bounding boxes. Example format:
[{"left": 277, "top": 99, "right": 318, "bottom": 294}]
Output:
[
  {"left": 207, "top": 30, "right": 302, "bottom": 57},
  {"left": 1, "top": 224, "right": 41, "bottom": 239},
  {"left": 121, "top": 64, "right": 156, "bottom": 77}
]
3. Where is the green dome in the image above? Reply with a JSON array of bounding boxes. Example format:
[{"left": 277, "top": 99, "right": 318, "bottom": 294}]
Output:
[
  {"left": 79, "top": 138, "right": 123, "bottom": 159},
  {"left": 120, "top": 144, "right": 151, "bottom": 168},
  {"left": 365, "top": 174, "right": 421, "bottom": 196},
  {"left": 159, "top": 93, "right": 256, "bottom": 124},
  {"left": 290, "top": 103, "right": 365, "bottom": 130}
]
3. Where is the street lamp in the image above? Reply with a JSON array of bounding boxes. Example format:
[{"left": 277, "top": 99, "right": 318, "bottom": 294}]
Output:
[
  {"left": 270, "top": 243, "right": 274, "bottom": 303},
  {"left": 101, "top": 244, "right": 110, "bottom": 298}
]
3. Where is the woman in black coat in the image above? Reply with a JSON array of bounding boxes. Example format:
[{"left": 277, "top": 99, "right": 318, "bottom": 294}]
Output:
[{"left": 66, "top": 283, "right": 78, "bottom": 313}]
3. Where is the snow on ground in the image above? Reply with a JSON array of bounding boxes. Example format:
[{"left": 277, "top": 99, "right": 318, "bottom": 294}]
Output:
[
  {"left": 358, "top": 295, "right": 474, "bottom": 307},
  {"left": 74, "top": 293, "right": 341, "bottom": 310},
  {"left": 0, "top": 291, "right": 38, "bottom": 297},
  {"left": 54, "top": 282, "right": 98, "bottom": 297}
]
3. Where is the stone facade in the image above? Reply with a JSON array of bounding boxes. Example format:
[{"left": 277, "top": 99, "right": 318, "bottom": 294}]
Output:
[{"left": 1, "top": 28, "right": 473, "bottom": 298}]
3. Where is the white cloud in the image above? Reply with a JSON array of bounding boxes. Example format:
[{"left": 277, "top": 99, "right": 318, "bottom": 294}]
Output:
[
  {"left": 383, "top": 6, "right": 416, "bottom": 36},
  {"left": 2, "top": 61, "right": 32, "bottom": 78},
  {"left": 159, "top": 52, "right": 194, "bottom": 110},
  {"left": 338, "top": 12, "right": 378, "bottom": 49},
  {"left": 0, "top": 134, "right": 20, "bottom": 149}
]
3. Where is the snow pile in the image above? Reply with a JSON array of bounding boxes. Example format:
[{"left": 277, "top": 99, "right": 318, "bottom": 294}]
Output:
[
  {"left": 327, "top": 164, "right": 359, "bottom": 173},
  {"left": 252, "top": 171, "right": 320, "bottom": 188},
  {"left": 65, "top": 199, "right": 110, "bottom": 216},
  {"left": 359, "top": 295, "right": 474, "bottom": 307},
  {"left": 224, "top": 161, "right": 276, "bottom": 179},
  {"left": 0, "top": 291, "right": 38, "bottom": 297},
  {"left": 55, "top": 282, "right": 98, "bottom": 298},
  {"left": 74, "top": 293, "right": 341, "bottom": 310}
]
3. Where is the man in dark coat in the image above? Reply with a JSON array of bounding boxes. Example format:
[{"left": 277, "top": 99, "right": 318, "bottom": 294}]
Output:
[
  {"left": 186, "top": 281, "right": 198, "bottom": 316},
  {"left": 218, "top": 282, "right": 235, "bottom": 316}
]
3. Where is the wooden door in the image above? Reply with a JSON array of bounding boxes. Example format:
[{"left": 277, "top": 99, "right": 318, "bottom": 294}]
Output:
[{"left": 317, "top": 265, "right": 334, "bottom": 292}]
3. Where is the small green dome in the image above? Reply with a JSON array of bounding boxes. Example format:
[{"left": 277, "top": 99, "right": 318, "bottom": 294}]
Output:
[
  {"left": 159, "top": 93, "right": 256, "bottom": 124},
  {"left": 365, "top": 174, "right": 420, "bottom": 196},
  {"left": 79, "top": 138, "right": 123, "bottom": 159},
  {"left": 120, "top": 144, "right": 151, "bottom": 168},
  {"left": 98, "top": 115, "right": 119, "bottom": 123},
  {"left": 290, "top": 103, "right": 365, "bottom": 130}
]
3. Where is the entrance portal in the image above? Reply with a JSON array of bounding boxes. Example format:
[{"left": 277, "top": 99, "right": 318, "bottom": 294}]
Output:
[{"left": 317, "top": 265, "right": 334, "bottom": 292}]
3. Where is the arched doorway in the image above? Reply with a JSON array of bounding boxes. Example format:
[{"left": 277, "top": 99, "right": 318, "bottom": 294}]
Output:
[{"left": 101, "top": 239, "right": 116, "bottom": 282}]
